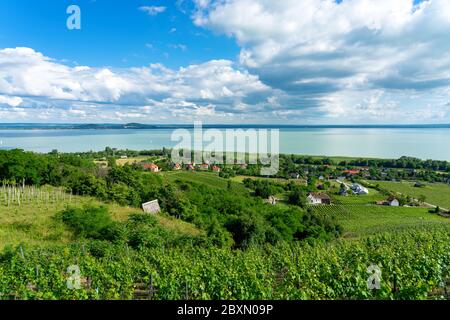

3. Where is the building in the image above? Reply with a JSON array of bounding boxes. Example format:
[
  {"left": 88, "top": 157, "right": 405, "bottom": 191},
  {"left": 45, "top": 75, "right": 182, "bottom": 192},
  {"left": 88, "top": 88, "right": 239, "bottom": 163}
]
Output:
[
  {"left": 344, "top": 169, "right": 361, "bottom": 175},
  {"left": 143, "top": 163, "right": 159, "bottom": 172},
  {"left": 173, "top": 163, "right": 182, "bottom": 171},
  {"left": 377, "top": 197, "right": 400, "bottom": 207},
  {"left": 307, "top": 192, "right": 331, "bottom": 205},
  {"left": 120, "top": 155, "right": 128, "bottom": 159},
  {"left": 142, "top": 200, "right": 161, "bottom": 214},
  {"left": 199, "top": 163, "right": 210, "bottom": 171},
  {"left": 351, "top": 183, "right": 369, "bottom": 195},
  {"left": 290, "top": 172, "right": 300, "bottom": 179},
  {"left": 212, "top": 165, "right": 221, "bottom": 172},
  {"left": 187, "top": 164, "right": 195, "bottom": 171},
  {"left": 264, "top": 196, "right": 278, "bottom": 205}
]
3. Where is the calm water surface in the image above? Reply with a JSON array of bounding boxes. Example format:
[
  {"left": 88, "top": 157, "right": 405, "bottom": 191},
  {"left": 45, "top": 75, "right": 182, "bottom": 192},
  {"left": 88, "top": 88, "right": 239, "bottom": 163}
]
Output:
[{"left": 0, "top": 128, "right": 449, "bottom": 161}]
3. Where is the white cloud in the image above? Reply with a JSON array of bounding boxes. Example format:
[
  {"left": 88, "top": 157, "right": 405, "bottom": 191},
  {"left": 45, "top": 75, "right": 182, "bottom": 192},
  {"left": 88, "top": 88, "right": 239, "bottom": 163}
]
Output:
[
  {"left": 193, "top": 0, "right": 450, "bottom": 122},
  {"left": 0, "top": 47, "right": 271, "bottom": 122},
  {"left": 139, "top": 6, "right": 167, "bottom": 16},
  {"left": 0, "top": 95, "right": 23, "bottom": 107}
]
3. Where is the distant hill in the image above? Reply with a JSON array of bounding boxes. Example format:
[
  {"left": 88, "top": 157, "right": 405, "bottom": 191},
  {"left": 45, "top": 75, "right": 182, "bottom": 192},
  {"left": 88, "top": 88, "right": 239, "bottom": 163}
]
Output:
[{"left": 0, "top": 123, "right": 449, "bottom": 130}]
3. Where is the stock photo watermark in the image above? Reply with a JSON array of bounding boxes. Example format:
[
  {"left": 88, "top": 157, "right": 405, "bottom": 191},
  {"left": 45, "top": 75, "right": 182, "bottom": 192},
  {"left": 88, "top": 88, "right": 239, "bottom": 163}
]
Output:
[
  {"left": 170, "top": 122, "right": 280, "bottom": 176},
  {"left": 366, "top": 264, "right": 382, "bottom": 290},
  {"left": 67, "top": 5, "right": 81, "bottom": 30},
  {"left": 66, "top": 265, "right": 81, "bottom": 290}
]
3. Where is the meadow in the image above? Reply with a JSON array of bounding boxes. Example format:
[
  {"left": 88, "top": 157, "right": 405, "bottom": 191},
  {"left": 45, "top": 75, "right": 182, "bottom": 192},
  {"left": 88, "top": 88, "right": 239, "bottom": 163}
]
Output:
[
  {"left": 370, "top": 181, "right": 450, "bottom": 210},
  {"left": 0, "top": 186, "right": 200, "bottom": 250}
]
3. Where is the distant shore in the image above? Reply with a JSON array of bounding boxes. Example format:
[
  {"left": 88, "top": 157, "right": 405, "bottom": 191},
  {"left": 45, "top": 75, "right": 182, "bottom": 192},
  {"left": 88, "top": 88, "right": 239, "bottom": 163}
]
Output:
[{"left": 0, "top": 123, "right": 449, "bottom": 130}]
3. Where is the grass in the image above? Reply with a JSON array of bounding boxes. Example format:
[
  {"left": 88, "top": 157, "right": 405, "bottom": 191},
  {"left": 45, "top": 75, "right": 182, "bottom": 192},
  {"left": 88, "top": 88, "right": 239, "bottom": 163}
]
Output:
[
  {"left": 370, "top": 180, "right": 450, "bottom": 209},
  {"left": 162, "top": 171, "right": 230, "bottom": 189},
  {"left": 0, "top": 186, "right": 200, "bottom": 249},
  {"left": 231, "top": 175, "right": 307, "bottom": 185},
  {"left": 333, "top": 188, "right": 386, "bottom": 205},
  {"left": 310, "top": 204, "right": 450, "bottom": 238},
  {"left": 115, "top": 156, "right": 150, "bottom": 166}
]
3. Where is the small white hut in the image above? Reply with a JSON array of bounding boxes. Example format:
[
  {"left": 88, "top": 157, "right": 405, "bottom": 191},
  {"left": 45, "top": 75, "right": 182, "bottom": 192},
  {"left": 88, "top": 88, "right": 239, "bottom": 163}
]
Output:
[{"left": 142, "top": 199, "right": 161, "bottom": 214}]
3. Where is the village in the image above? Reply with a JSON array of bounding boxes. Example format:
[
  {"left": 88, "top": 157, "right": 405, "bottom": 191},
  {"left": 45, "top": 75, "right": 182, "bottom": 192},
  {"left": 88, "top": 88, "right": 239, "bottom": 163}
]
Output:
[{"left": 115, "top": 153, "right": 450, "bottom": 217}]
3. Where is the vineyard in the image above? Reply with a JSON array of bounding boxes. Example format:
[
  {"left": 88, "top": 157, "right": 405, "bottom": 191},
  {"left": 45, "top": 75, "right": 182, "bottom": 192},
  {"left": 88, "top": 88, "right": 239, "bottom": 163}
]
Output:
[
  {"left": 0, "top": 185, "right": 75, "bottom": 207},
  {"left": 308, "top": 204, "right": 450, "bottom": 236},
  {"left": 0, "top": 227, "right": 448, "bottom": 300}
]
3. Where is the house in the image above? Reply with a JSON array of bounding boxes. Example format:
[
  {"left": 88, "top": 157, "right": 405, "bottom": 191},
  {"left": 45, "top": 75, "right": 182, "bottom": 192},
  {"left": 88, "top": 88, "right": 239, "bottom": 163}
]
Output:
[
  {"left": 290, "top": 172, "right": 300, "bottom": 179},
  {"left": 212, "top": 165, "right": 221, "bottom": 172},
  {"left": 351, "top": 183, "right": 369, "bottom": 195},
  {"left": 307, "top": 192, "right": 331, "bottom": 205},
  {"left": 199, "top": 163, "right": 210, "bottom": 171},
  {"left": 239, "top": 163, "right": 248, "bottom": 169},
  {"left": 142, "top": 199, "right": 161, "bottom": 214},
  {"left": 344, "top": 169, "right": 360, "bottom": 175},
  {"left": 387, "top": 197, "right": 400, "bottom": 206},
  {"left": 264, "top": 196, "right": 278, "bottom": 205},
  {"left": 187, "top": 164, "right": 195, "bottom": 171},
  {"left": 120, "top": 155, "right": 128, "bottom": 159},
  {"left": 377, "top": 197, "right": 400, "bottom": 207},
  {"left": 318, "top": 175, "right": 325, "bottom": 180},
  {"left": 143, "top": 163, "right": 159, "bottom": 172},
  {"left": 173, "top": 163, "right": 182, "bottom": 171}
]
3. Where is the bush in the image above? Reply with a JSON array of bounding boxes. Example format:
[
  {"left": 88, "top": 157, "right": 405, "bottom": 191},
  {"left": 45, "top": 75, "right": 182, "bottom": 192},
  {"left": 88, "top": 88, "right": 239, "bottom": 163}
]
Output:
[{"left": 61, "top": 205, "right": 115, "bottom": 240}]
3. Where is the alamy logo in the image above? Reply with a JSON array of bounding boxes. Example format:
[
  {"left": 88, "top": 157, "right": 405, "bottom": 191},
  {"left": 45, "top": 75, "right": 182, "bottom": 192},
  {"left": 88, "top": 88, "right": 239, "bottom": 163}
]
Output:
[
  {"left": 366, "top": 264, "right": 382, "bottom": 290},
  {"left": 171, "top": 122, "right": 280, "bottom": 176},
  {"left": 67, "top": 5, "right": 81, "bottom": 30},
  {"left": 66, "top": 265, "right": 81, "bottom": 290}
]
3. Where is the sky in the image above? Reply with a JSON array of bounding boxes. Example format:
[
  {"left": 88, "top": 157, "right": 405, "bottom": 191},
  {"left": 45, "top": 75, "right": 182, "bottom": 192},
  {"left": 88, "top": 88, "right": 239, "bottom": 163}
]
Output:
[{"left": 0, "top": 0, "right": 449, "bottom": 124}]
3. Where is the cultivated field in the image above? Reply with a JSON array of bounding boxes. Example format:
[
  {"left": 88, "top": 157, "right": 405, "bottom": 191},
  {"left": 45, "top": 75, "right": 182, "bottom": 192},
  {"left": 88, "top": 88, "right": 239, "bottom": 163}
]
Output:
[{"left": 371, "top": 181, "right": 450, "bottom": 209}]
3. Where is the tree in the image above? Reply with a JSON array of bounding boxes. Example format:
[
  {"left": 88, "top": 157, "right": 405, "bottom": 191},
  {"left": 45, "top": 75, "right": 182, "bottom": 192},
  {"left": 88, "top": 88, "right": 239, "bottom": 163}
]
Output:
[{"left": 287, "top": 187, "right": 306, "bottom": 208}]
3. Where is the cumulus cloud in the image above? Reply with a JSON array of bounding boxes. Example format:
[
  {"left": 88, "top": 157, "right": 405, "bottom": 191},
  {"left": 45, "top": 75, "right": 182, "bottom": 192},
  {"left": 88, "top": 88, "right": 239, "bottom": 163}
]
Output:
[
  {"left": 0, "top": 47, "right": 272, "bottom": 122},
  {"left": 193, "top": 0, "right": 450, "bottom": 122},
  {"left": 0, "top": 95, "right": 23, "bottom": 107}
]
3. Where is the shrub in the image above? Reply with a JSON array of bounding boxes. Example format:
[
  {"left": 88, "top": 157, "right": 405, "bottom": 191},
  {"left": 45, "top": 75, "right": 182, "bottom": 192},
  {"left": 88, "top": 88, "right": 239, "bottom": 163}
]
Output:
[{"left": 61, "top": 205, "right": 115, "bottom": 240}]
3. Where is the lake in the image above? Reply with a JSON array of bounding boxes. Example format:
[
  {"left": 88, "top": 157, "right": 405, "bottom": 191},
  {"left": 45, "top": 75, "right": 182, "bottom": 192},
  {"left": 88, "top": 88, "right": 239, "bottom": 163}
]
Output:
[{"left": 0, "top": 127, "right": 449, "bottom": 161}]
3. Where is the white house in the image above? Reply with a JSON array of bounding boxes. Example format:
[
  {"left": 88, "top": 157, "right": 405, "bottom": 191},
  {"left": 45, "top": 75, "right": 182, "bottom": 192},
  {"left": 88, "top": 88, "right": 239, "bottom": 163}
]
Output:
[
  {"left": 388, "top": 198, "right": 400, "bottom": 206},
  {"left": 307, "top": 192, "right": 331, "bottom": 205},
  {"left": 351, "top": 183, "right": 369, "bottom": 195},
  {"left": 377, "top": 197, "right": 400, "bottom": 207}
]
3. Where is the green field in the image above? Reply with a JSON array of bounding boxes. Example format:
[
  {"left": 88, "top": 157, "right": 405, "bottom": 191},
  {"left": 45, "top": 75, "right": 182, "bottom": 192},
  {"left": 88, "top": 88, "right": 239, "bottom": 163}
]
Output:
[
  {"left": 309, "top": 204, "right": 450, "bottom": 237},
  {"left": 333, "top": 188, "right": 386, "bottom": 205},
  {"left": 370, "top": 181, "right": 450, "bottom": 209},
  {"left": 162, "top": 171, "right": 232, "bottom": 189}
]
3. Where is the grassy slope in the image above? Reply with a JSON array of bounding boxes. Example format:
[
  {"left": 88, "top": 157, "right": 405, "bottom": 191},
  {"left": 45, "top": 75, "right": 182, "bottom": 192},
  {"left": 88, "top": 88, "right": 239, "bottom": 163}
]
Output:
[
  {"left": 0, "top": 188, "right": 200, "bottom": 250},
  {"left": 371, "top": 181, "right": 450, "bottom": 209},
  {"left": 161, "top": 171, "right": 243, "bottom": 190}
]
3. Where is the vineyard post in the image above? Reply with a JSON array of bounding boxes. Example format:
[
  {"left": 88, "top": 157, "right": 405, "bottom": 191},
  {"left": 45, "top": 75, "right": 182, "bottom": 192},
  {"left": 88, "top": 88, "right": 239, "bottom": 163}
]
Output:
[{"left": 185, "top": 280, "right": 189, "bottom": 300}]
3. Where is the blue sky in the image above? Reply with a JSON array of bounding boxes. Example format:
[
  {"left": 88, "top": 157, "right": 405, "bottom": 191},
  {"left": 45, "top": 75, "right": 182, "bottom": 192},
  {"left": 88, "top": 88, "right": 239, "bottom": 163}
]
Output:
[
  {"left": 0, "top": 0, "right": 239, "bottom": 68},
  {"left": 0, "top": 0, "right": 449, "bottom": 124}
]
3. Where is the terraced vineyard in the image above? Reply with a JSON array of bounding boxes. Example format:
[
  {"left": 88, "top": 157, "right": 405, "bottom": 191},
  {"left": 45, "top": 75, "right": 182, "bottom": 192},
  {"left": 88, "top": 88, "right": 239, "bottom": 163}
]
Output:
[{"left": 309, "top": 204, "right": 450, "bottom": 237}]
